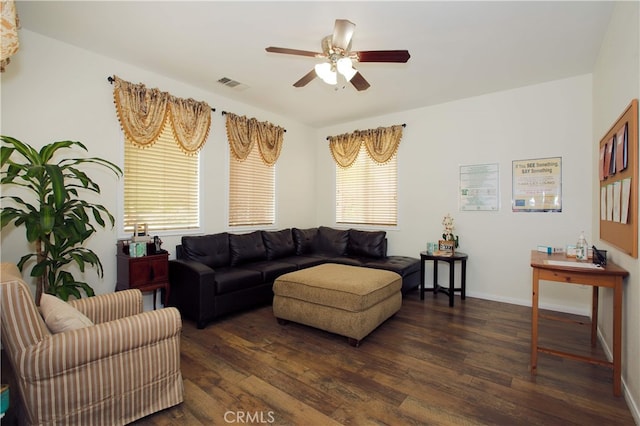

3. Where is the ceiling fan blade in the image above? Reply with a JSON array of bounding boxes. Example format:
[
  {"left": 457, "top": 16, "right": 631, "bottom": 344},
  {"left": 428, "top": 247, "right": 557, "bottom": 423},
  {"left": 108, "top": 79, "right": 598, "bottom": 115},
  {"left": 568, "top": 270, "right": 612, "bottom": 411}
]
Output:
[
  {"left": 350, "top": 72, "right": 370, "bottom": 91},
  {"left": 332, "top": 19, "right": 356, "bottom": 51},
  {"left": 266, "top": 47, "right": 324, "bottom": 58},
  {"left": 293, "top": 69, "right": 317, "bottom": 87},
  {"left": 356, "top": 50, "right": 411, "bottom": 63}
]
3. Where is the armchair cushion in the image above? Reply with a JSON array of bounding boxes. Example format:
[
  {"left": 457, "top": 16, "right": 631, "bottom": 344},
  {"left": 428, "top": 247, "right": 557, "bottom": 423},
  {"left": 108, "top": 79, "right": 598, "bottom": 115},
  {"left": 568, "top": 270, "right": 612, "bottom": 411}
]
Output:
[{"left": 39, "top": 294, "right": 93, "bottom": 333}]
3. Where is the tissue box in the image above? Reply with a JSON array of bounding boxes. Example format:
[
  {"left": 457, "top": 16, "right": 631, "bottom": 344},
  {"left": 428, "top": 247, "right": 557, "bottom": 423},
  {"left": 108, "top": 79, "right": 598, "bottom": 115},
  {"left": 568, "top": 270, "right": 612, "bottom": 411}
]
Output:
[{"left": 129, "top": 242, "right": 147, "bottom": 258}]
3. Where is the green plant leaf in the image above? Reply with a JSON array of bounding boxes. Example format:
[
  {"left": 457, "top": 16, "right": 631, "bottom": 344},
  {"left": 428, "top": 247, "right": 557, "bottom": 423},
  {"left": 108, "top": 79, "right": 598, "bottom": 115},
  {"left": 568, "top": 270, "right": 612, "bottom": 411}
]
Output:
[
  {"left": 39, "top": 140, "right": 78, "bottom": 163},
  {"left": 0, "top": 146, "right": 14, "bottom": 167},
  {"left": 44, "top": 164, "right": 66, "bottom": 209},
  {"left": 40, "top": 205, "right": 55, "bottom": 233},
  {"left": 1, "top": 136, "right": 40, "bottom": 165}
]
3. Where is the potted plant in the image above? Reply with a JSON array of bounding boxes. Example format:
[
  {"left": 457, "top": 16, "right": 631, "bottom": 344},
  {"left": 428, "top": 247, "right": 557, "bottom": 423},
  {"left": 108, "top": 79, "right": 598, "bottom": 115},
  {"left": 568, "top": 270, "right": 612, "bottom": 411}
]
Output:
[{"left": 1, "top": 136, "right": 122, "bottom": 302}]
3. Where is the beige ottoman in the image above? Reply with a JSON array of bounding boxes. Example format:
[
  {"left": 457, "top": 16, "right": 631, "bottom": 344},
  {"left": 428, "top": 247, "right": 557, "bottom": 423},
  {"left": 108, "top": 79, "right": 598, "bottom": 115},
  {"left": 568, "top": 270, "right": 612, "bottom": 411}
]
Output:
[{"left": 273, "top": 263, "right": 402, "bottom": 347}]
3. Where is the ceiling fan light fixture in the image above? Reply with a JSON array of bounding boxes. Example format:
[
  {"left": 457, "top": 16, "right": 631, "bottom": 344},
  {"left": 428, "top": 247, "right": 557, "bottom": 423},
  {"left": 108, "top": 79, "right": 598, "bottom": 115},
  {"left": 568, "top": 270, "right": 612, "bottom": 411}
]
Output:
[
  {"left": 266, "top": 19, "right": 410, "bottom": 91},
  {"left": 337, "top": 57, "right": 357, "bottom": 81},
  {"left": 315, "top": 62, "right": 337, "bottom": 85}
]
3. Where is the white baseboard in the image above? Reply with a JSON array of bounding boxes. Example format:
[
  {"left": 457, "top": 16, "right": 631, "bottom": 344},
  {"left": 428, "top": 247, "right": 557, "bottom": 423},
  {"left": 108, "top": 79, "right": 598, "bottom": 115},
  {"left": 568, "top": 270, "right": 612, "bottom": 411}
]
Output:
[
  {"left": 465, "top": 291, "right": 591, "bottom": 317},
  {"left": 596, "top": 326, "right": 640, "bottom": 425}
]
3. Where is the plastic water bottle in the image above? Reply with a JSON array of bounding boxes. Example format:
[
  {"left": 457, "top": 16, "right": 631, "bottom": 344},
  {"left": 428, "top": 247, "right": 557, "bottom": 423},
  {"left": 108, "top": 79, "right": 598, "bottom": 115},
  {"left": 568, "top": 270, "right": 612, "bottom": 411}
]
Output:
[{"left": 576, "top": 231, "right": 587, "bottom": 261}]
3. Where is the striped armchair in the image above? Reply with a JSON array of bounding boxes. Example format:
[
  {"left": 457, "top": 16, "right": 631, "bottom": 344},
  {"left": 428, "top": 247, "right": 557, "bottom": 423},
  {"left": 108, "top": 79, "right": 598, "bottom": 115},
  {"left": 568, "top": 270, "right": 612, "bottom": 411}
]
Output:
[{"left": 0, "top": 263, "right": 184, "bottom": 425}]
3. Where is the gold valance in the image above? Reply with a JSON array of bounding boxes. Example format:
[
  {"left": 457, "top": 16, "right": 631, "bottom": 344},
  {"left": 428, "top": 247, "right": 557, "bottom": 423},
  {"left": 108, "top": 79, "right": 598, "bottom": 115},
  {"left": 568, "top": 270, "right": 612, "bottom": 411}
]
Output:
[
  {"left": 328, "top": 124, "right": 404, "bottom": 168},
  {"left": 225, "top": 112, "right": 284, "bottom": 166},
  {"left": 1, "top": 0, "right": 20, "bottom": 72},
  {"left": 112, "top": 76, "right": 211, "bottom": 155}
]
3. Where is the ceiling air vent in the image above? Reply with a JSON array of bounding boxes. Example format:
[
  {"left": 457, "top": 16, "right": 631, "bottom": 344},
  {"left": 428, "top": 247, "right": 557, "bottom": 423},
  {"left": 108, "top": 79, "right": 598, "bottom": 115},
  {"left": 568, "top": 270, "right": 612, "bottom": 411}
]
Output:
[{"left": 217, "top": 77, "right": 249, "bottom": 91}]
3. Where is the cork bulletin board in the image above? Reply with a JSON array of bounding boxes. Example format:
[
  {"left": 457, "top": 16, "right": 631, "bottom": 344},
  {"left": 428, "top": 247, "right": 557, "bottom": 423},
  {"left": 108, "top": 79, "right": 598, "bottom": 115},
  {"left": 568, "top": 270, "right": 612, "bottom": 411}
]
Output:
[{"left": 598, "top": 99, "right": 638, "bottom": 258}]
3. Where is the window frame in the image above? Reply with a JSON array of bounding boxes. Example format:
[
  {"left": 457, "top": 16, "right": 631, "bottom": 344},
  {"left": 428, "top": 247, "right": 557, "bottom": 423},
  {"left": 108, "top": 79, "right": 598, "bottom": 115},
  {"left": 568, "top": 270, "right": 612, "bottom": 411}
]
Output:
[
  {"left": 334, "top": 144, "right": 399, "bottom": 228},
  {"left": 226, "top": 143, "right": 277, "bottom": 231},
  {"left": 117, "top": 134, "right": 203, "bottom": 239}
]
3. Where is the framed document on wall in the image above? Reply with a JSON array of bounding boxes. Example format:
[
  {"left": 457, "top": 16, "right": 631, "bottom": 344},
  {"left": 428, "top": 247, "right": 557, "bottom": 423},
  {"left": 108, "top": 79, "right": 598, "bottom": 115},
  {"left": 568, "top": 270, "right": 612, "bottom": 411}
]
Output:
[{"left": 512, "top": 157, "right": 562, "bottom": 212}]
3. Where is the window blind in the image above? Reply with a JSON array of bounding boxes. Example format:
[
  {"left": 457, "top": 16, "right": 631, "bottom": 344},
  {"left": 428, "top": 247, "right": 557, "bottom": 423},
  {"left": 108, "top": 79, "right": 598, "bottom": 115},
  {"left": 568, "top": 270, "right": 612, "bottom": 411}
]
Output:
[
  {"left": 124, "top": 120, "right": 199, "bottom": 233},
  {"left": 229, "top": 144, "right": 275, "bottom": 227},
  {"left": 336, "top": 145, "right": 397, "bottom": 226}
]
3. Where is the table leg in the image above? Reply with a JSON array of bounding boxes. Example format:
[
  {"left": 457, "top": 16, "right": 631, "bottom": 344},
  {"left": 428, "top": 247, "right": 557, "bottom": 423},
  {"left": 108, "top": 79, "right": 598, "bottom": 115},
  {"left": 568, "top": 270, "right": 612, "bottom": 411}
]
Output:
[
  {"left": 613, "top": 279, "right": 622, "bottom": 397},
  {"left": 591, "top": 286, "right": 599, "bottom": 347},
  {"left": 433, "top": 261, "right": 439, "bottom": 296},
  {"left": 531, "top": 268, "right": 540, "bottom": 375},
  {"left": 461, "top": 259, "right": 467, "bottom": 300},
  {"left": 420, "top": 256, "right": 425, "bottom": 300},
  {"left": 448, "top": 260, "right": 455, "bottom": 307}
]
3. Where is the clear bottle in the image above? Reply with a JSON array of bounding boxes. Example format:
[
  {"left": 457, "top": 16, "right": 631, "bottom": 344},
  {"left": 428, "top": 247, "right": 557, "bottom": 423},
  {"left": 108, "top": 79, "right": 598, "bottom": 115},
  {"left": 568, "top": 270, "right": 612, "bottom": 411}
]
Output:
[{"left": 576, "top": 231, "right": 587, "bottom": 261}]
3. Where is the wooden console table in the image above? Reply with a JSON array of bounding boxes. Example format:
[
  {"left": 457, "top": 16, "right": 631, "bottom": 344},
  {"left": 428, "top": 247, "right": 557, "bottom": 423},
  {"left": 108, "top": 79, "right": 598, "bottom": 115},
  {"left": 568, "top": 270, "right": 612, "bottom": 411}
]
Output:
[{"left": 530, "top": 250, "right": 628, "bottom": 396}]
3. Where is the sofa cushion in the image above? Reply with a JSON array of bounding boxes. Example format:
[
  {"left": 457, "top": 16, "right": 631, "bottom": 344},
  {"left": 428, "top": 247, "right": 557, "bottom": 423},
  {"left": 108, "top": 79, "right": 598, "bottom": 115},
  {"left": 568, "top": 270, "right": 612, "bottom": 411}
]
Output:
[
  {"left": 39, "top": 294, "right": 94, "bottom": 333},
  {"left": 182, "top": 233, "right": 230, "bottom": 268},
  {"left": 317, "top": 226, "right": 349, "bottom": 256},
  {"left": 239, "top": 261, "right": 298, "bottom": 283},
  {"left": 213, "top": 267, "right": 264, "bottom": 294},
  {"left": 277, "top": 255, "right": 326, "bottom": 270},
  {"left": 348, "top": 229, "right": 387, "bottom": 258},
  {"left": 363, "top": 256, "right": 421, "bottom": 277},
  {"left": 292, "top": 228, "right": 319, "bottom": 255},
  {"left": 229, "top": 231, "right": 267, "bottom": 266},
  {"left": 262, "top": 229, "right": 296, "bottom": 260}
]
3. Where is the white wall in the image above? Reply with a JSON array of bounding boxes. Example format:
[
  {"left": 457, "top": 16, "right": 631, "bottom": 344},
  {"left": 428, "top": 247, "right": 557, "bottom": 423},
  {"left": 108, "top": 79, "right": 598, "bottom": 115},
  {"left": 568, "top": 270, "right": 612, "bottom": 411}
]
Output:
[
  {"left": 592, "top": 1, "right": 640, "bottom": 421},
  {"left": 316, "top": 74, "right": 594, "bottom": 314},
  {"left": 0, "top": 30, "right": 318, "bottom": 303}
]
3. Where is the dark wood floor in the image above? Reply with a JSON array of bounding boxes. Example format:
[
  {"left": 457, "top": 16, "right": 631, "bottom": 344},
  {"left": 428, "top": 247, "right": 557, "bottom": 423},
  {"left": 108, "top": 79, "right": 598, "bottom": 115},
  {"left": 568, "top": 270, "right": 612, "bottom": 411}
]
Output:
[{"left": 133, "top": 292, "right": 635, "bottom": 426}]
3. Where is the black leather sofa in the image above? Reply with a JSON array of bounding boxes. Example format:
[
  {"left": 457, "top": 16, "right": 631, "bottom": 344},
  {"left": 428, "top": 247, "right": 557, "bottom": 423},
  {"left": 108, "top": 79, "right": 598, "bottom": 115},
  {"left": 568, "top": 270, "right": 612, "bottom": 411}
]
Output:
[{"left": 168, "top": 226, "right": 420, "bottom": 329}]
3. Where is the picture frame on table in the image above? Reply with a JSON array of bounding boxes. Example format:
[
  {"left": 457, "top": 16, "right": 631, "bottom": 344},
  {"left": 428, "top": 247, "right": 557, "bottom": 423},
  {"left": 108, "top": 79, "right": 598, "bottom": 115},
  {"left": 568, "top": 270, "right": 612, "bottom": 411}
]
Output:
[{"left": 437, "top": 239, "right": 455, "bottom": 256}]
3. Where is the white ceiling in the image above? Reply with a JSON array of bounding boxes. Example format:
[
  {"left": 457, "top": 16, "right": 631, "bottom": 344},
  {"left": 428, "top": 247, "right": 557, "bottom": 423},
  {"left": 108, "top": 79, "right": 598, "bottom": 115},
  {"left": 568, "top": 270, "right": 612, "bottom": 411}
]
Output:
[{"left": 16, "top": 1, "right": 614, "bottom": 128}]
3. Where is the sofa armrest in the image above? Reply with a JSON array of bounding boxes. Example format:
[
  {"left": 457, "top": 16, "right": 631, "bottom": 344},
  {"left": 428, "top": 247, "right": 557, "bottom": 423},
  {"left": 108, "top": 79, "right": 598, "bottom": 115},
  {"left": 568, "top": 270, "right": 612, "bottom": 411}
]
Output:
[
  {"left": 21, "top": 307, "right": 182, "bottom": 380},
  {"left": 68, "top": 289, "right": 143, "bottom": 324},
  {"left": 169, "top": 259, "right": 217, "bottom": 327}
]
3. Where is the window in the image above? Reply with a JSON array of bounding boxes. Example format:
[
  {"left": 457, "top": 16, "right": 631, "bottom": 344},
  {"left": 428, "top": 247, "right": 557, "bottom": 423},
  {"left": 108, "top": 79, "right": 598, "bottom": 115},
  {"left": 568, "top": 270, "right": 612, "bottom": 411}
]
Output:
[
  {"left": 336, "top": 144, "right": 397, "bottom": 226},
  {"left": 229, "top": 145, "right": 275, "bottom": 227},
  {"left": 124, "top": 120, "right": 199, "bottom": 233}
]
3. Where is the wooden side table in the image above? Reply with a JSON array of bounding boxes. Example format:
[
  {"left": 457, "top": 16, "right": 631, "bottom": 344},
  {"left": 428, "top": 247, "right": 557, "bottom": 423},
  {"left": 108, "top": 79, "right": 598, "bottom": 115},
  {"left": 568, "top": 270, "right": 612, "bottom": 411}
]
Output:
[
  {"left": 116, "top": 242, "right": 170, "bottom": 309},
  {"left": 419, "top": 251, "right": 468, "bottom": 307}
]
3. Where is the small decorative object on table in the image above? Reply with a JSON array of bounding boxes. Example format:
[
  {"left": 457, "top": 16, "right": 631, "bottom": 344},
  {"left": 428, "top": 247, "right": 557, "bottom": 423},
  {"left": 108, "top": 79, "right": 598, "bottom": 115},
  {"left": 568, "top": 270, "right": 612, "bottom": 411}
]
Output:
[
  {"left": 441, "top": 213, "right": 459, "bottom": 248},
  {"left": 154, "top": 236, "right": 163, "bottom": 253},
  {"left": 437, "top": 239, "right": 456, "bottom": 255}
]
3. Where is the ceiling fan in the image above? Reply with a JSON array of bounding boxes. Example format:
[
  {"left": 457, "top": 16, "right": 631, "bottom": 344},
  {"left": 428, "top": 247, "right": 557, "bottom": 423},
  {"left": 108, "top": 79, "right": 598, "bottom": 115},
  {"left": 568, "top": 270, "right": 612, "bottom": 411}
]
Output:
[{"left": 265, "top": 19, "right": 410, "bottom": 91}]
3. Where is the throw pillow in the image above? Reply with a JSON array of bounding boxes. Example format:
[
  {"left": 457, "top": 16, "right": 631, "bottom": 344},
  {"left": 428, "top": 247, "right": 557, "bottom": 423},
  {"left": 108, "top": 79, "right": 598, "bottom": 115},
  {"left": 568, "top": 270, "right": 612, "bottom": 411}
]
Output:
[{"left": 39, "top": 294, "right": 93, "bottom": 334}]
